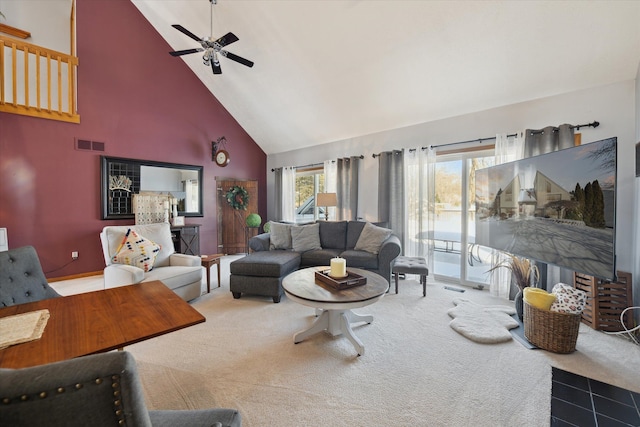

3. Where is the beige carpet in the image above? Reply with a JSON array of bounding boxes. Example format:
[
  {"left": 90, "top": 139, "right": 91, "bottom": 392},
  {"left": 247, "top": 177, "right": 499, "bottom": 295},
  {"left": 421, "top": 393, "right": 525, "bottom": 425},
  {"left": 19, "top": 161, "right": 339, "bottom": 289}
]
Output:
[{"left": 126, "top": 278, "right": 640, "bottom": 427}]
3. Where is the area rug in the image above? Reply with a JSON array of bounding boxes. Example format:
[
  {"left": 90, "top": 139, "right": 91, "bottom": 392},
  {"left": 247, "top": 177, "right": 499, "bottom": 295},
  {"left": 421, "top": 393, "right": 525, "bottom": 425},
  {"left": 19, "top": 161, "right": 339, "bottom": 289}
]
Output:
[
  {"left": 121, "top": 265, "right": 640, "bottom": 427},
  {"left": 447, "top": 298, "right": 519, "bottom": 343}
]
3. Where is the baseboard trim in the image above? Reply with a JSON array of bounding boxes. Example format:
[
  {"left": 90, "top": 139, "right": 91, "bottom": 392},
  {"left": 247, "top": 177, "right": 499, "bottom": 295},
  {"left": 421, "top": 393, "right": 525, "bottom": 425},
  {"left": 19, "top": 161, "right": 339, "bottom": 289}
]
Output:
[{"left": 48, "top": 271, "right": 103, "bottom": 282}]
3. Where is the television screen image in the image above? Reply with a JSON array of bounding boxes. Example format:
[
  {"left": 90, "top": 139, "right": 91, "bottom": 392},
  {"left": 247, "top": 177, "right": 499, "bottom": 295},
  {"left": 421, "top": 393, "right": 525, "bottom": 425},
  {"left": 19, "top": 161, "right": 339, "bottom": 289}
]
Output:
[{"left": 475, "top": 137, "right": 616, "bottom": 280}]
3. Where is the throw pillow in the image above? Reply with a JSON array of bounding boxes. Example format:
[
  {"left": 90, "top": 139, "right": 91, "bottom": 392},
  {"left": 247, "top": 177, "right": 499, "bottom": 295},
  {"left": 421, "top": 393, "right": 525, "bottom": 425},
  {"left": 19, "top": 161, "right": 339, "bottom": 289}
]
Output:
[
  {"left": 269, "top": 222, "right": 293, "bottom": 250},
  {"left": 550, "top": 283, "right": 587, "bottom": 314},
  {"left": 354, "top": 222, "right": 392, "bottom": 254},
  {"left": 523, "top": 287, "right": 556, "bottom": 311},
  {"left": 291, "top": 223, "right": 322, "bottom": 253},
  {"left": 112, "top": 229, "right": 161, "bottom": 272}
]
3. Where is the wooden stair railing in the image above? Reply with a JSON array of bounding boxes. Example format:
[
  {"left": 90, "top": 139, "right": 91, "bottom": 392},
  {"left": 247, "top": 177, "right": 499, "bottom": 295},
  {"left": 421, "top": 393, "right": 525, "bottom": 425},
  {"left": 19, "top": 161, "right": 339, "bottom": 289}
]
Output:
[{"left": 0, "top": 35, "right": 79, "bottom": 123}]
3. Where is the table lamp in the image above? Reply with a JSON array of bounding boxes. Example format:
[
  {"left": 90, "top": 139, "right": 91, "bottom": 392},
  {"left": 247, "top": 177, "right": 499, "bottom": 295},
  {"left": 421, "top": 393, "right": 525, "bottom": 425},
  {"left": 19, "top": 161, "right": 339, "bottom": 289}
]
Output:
[{"left": 316, "top": 192, "right": 337, "bottom": 221}]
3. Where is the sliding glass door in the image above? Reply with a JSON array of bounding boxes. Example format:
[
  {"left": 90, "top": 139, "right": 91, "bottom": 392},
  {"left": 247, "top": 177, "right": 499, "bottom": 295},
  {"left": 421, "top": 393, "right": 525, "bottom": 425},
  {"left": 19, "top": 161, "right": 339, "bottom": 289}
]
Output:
[{"left": 434, "top": 150, "right": 494, "bottom": 287}]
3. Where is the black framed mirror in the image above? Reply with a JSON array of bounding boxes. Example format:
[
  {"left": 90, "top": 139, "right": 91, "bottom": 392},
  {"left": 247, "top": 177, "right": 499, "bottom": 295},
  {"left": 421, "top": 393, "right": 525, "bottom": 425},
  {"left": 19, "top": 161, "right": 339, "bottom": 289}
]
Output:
[{"left": 101, "top": 156, "right": 204, "bottom": 220}]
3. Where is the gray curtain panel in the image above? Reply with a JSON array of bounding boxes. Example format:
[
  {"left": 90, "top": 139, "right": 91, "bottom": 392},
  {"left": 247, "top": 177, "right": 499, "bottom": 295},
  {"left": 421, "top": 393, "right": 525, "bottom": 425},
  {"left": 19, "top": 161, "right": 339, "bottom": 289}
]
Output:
[
  {"left": 337, "top": 156, "right": 360, "bottom": 220},
  {"left": 523, "top": 123, "right": 576, "bottom": 289},
  {"left": 377, "top": 150, "right": 404, "bottom": 247},
  {"left": 523, "top": 123, "right": 574, "bottom": 157},
  {"left": 273, "top": 167, "right": 283, "bottom": 221}
]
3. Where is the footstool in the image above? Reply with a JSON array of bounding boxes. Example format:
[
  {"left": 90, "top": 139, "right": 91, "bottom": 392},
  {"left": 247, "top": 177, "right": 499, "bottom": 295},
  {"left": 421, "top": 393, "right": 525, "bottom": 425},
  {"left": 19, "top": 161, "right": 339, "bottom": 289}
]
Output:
[
  {"left": 229, "top": 251, "right": 301, "bottom": 303},
  {"left": 392, "top": 256, "right": 428, "bottom": 296}
]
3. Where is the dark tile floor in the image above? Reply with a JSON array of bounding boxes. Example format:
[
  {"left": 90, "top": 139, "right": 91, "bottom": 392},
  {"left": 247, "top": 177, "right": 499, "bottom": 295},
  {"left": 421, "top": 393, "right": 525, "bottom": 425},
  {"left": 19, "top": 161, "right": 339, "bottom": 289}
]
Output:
[{"left": 551, "top": 367, "right": 640, "bottom": 426}]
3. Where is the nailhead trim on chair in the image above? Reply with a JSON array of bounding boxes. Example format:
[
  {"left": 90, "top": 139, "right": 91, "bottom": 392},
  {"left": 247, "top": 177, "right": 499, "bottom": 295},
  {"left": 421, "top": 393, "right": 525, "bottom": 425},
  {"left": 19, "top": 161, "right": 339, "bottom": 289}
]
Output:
[{"left": 1, "top": 373, "right": 126, "bottom": 424}]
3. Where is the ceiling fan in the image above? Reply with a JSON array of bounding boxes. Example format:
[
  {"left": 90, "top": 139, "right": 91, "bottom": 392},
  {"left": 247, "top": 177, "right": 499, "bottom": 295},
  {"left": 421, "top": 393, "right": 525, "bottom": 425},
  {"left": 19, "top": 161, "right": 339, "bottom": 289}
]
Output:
[{"left": 169, "top": 0, "right": 254, "bottom": 75}]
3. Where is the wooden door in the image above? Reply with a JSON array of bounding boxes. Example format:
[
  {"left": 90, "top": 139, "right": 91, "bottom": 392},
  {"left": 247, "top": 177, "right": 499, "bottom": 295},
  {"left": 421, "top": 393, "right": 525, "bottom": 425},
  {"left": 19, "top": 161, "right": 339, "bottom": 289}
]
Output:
[{"left": 216, "top": 178, "right": 258, "bottom": 254}]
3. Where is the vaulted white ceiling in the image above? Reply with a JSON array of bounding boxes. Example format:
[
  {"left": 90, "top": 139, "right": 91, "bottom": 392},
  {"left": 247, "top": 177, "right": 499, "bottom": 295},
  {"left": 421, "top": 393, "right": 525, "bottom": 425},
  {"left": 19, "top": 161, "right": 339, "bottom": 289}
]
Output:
[{"left": 132, "top": 0, "right": 640, "bottom": 155}]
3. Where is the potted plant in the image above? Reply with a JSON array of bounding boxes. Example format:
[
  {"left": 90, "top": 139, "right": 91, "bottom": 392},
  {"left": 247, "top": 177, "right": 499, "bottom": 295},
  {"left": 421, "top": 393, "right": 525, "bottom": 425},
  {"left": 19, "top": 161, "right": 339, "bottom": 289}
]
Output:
[{"left": 488, "top": 253, "right": 539, "bottom": 320}]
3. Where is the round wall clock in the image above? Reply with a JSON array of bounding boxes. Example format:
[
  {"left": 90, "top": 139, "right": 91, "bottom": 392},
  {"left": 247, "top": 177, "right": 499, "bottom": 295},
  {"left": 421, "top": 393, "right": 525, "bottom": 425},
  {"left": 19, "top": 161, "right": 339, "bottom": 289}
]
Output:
[{"left": 215, "top": 149, "right": 230, "bottom": 167}]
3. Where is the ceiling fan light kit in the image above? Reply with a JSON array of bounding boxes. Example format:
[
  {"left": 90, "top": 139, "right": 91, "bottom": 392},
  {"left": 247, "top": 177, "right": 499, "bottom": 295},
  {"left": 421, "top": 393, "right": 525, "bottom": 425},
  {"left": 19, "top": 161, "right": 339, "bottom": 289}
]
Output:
[{"left": 168, "top": 0, "right": 253, "bottom": 75}]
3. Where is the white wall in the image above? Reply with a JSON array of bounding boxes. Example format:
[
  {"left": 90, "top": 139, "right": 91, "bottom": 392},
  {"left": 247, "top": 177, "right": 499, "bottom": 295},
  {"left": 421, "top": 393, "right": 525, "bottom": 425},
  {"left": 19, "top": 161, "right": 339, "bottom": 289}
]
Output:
[
  {"left": 0, "top": 0, "right": 72, "bottom": 54},
  {"left": 268, "top": 80, "right": 637, "bottom": 276}
]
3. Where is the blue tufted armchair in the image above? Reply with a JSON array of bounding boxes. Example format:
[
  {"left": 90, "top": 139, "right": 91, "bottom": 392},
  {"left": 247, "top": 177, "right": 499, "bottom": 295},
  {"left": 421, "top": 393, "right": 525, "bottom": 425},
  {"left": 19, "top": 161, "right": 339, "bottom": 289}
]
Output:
[{"left": 0, "top": 245, "right": 61, "bottom": 307}]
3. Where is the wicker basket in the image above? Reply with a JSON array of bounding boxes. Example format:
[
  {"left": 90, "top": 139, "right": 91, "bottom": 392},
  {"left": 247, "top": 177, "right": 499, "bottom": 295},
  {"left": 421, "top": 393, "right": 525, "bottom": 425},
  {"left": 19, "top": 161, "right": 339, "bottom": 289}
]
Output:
[{"left": 523, "top": 302, "right": 581, "bottom": 353}]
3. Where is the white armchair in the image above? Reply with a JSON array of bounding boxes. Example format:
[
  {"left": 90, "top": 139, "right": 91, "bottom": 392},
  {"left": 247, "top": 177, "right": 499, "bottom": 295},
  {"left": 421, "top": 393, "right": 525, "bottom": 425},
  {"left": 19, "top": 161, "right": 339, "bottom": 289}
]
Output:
[{"left": 100, "top": 223, "right": 204, "bottom": 301}]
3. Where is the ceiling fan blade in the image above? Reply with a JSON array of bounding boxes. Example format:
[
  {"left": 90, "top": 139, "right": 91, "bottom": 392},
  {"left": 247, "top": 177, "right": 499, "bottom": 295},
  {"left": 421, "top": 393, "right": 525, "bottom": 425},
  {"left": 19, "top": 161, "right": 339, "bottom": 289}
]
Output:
[
  {"left": 211, "top": 54, "right": 222, "bottom": 74},
  {"left": 171, "top": 24, "right": 202, "bottom": 42},
  {"left": 169, "top": 48, "right": 204, "bottom": 57},
  {"left": 220, "top": 50, "right": 254, "bottom": 68},
  {"left": 215, "top": 32, "right": 239, "bottom": 47}
]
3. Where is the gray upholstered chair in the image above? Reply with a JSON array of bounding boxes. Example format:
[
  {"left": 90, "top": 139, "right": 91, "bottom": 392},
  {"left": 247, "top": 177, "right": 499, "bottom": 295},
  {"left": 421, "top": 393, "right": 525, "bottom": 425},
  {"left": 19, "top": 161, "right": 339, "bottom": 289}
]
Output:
[
  {"left": 0, "top": 351, "right": 242, "bottom": 427},
  {"left": 0, "top": 245, "right": 61, "bottom": 307}
]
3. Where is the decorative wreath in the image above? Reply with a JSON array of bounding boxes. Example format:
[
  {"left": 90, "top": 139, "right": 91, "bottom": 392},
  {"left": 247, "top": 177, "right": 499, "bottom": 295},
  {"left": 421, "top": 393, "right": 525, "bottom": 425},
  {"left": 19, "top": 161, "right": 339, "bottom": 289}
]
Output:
[{"left": 226, "top": 186, "right": 249, "bottom": 210}]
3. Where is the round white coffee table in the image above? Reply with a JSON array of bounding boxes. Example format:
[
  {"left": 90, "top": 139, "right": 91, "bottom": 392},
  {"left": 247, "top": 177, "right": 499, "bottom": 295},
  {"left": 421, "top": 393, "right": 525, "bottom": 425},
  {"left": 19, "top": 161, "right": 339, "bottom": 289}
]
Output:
[{"left": 282, "top": 266, "right": 389, "bottom": 356}]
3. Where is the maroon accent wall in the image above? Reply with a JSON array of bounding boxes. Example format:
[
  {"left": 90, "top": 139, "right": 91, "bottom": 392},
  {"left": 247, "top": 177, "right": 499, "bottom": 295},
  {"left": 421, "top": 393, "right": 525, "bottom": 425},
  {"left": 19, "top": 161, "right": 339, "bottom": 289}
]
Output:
[{"left": 0, "top": 0, "right": 266, "bottom": 277}]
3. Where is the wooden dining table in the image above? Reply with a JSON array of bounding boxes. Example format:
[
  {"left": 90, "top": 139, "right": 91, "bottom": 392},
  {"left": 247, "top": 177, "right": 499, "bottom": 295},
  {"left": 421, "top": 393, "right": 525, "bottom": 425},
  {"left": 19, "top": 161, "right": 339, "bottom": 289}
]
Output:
[{"left": 0, "top": 280, "right": 205, "bottom": 369}]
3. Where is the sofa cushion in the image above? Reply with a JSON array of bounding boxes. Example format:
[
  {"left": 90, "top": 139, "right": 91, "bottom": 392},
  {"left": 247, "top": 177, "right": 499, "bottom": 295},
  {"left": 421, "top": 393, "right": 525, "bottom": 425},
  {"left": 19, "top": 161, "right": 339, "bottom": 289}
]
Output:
[
  {"left": 340, "top": 250, "right": 379, "bottom": 270},
  {"left": 249, "top": 233, "right": 271, "bottom": 252},
  {"left": 230, "top": 251, "right": 301, "bottom": 277},
  {"left": 112, "top": 229, "right": 161, "bottom": 272},
  {"left": 300, "top": 248, "right": 343, "bottom": 267},
  {"left": 143, "top": 265, "right": 203, "bottom": 291},
  {"left": 291, "top": 223, "right": 322, "bottom": 253},
  {"left": 269, "top": 222, "right": 293, "bottom": 250},
  {"left": 354, "top": 222, "right": 393, "bottom": 254},
  {"left": 319, "top": 221, "right": 347, "bottom": 249}
]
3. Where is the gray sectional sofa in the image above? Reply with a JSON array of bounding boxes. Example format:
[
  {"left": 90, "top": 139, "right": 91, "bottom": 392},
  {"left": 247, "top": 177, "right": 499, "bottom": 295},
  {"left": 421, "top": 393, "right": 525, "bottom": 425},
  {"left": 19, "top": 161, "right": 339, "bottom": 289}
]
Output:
[{"left": 229, "top": 221, "right": 402, "bottom": 302}]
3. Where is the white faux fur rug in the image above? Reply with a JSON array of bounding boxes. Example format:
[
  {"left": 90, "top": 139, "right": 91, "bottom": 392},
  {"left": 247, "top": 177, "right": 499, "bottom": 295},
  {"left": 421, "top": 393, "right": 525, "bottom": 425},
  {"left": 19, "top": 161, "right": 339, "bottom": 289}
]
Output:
[{"left": 447, "top": 298, "right": 518, "bottom": 343}]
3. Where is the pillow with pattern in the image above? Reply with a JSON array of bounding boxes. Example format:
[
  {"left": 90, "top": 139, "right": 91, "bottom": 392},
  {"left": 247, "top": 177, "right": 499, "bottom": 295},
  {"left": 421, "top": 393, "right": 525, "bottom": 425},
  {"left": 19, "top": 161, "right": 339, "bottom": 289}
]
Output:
[
  {"left": 112, "top": 229, "right": 161, "bottom": 272},
  {"left": 549, "top": 283, "right": 586, "bottom": 314}
]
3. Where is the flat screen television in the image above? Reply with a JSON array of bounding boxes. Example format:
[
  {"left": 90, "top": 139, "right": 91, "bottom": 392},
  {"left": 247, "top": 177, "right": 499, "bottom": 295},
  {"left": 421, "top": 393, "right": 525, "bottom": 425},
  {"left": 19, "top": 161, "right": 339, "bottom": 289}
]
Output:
[{"left": 475, "top": 137, "right": 617, "bottom": 280}]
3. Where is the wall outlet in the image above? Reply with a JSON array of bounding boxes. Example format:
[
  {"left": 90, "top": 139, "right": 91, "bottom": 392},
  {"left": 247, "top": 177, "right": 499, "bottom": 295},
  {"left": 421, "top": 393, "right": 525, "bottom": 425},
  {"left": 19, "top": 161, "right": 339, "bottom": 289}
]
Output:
[{"left": 72, "top": 251, "right": 79, "bottom": 260}]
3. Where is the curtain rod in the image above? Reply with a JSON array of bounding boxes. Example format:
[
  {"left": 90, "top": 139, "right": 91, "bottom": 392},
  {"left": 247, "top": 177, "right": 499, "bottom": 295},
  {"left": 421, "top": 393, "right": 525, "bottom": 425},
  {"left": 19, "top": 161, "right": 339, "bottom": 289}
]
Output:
[
  {"left": 426, "top": 120, "right": 599, "bottom": 150},
  {"left": 271, "top": 155, "right": 364, "bottom": 172},
  {"left": 371, "top": 150, "right": 402, "bottom": 158}
]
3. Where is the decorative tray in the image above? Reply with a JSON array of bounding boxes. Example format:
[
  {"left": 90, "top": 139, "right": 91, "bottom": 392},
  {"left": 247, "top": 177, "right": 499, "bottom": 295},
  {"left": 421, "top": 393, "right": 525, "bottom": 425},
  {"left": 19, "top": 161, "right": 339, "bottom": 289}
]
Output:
[{"left": 315, "top": 269, "right": 367, "bottom": 290}]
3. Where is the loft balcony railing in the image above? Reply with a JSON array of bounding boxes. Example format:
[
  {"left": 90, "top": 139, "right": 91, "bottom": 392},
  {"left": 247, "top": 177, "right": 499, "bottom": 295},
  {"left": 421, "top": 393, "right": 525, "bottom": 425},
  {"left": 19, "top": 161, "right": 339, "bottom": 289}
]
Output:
[{"left": 0, "top": 35, "right": 79, "bottom": 123}]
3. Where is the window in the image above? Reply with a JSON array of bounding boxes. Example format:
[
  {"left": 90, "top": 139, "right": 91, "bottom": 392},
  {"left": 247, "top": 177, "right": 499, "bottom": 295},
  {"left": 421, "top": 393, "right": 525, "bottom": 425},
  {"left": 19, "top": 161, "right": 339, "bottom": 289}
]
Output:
[{"left": 295, "top": 167, "right": 325, "bottom": 223}]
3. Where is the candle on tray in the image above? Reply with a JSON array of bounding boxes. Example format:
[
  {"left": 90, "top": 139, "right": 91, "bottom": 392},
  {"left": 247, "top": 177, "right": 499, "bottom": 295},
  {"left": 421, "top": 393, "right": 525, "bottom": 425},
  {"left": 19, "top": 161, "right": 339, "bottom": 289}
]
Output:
[{"left": 330, "top": 257, "right": 347, "bottom": 278}]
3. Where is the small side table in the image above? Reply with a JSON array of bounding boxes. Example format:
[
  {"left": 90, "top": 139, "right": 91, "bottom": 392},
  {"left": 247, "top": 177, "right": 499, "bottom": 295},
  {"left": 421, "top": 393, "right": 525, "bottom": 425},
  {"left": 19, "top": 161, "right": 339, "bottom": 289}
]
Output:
[{"left": 201, "top": 254, "right": 224, "bottom": 293}]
